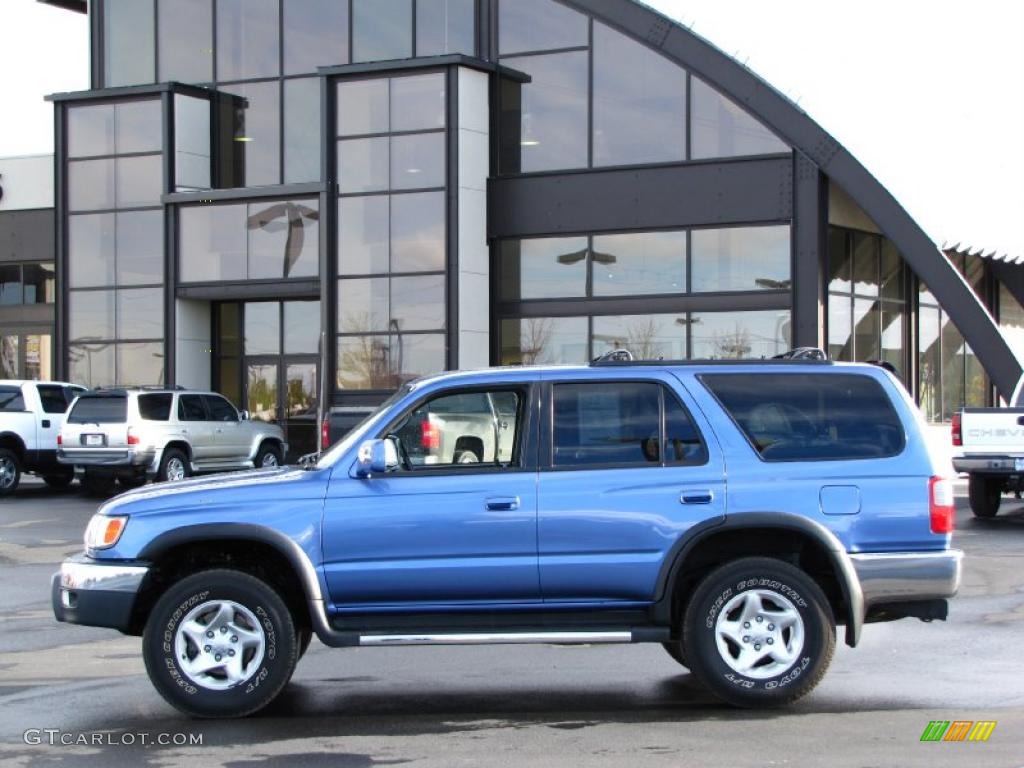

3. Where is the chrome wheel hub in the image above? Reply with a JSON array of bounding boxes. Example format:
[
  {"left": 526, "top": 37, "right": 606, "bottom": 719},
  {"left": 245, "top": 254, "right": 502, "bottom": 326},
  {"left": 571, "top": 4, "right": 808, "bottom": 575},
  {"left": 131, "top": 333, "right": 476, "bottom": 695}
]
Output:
[
  {"left": 165, "top": 457, "right": 186, "bottom": 481},
  {"left": 174, "top": 600, "right": 265, "bottom": 691},
  {"left": 0, "top": 457, "right": 15, "bottom": 488},
  {"left": 260, "top": 453, "right": 278, "bottom": 467},
  {"left": 714, "top": 588, "right": 804, "bottom": 679}
]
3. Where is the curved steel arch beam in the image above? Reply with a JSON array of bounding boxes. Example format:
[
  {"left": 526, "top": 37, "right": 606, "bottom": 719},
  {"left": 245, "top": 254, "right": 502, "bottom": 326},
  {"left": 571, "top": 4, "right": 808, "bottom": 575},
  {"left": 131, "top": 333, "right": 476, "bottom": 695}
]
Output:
[{"left": 564, "top": 0, "right": 1022, "bottom": 398}]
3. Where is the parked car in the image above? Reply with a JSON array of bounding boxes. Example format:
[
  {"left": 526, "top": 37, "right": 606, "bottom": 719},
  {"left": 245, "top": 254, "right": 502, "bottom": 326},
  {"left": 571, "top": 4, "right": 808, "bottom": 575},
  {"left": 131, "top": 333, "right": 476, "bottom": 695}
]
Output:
[
  {"left": 52, "top": 358, "right": 961, "bottom": 717},
  {"left": 57, "top": 388, "right": 287, "bottom": 494},
  {"left": 0, "top": 380, "right": 86, "bottom": 495}
]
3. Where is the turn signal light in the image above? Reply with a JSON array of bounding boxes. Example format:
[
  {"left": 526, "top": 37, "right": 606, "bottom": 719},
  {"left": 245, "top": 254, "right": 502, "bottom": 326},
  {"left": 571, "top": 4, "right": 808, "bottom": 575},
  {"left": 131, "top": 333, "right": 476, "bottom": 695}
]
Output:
[
  {"left": 84, "top": 514, "right": 128, "bottom": 550},
  {"left": 951, "top": 412, "right": 962, "bottom": 447},
  {"left": 929, "top": 476, "right": 955, "bottom": 534}
]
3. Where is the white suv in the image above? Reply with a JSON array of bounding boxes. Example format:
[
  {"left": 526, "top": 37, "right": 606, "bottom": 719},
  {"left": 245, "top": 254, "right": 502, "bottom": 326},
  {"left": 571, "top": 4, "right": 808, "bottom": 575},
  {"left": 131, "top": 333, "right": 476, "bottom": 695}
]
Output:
[{"left": 58, "top": 388, "right": 287, "bottom": 494}]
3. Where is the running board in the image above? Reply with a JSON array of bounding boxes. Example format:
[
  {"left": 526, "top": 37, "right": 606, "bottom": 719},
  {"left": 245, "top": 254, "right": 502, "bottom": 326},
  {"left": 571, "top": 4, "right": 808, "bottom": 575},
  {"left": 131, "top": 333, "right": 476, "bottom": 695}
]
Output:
[{"left": 359, "top": 630, "right": 660, "bottom": 646}]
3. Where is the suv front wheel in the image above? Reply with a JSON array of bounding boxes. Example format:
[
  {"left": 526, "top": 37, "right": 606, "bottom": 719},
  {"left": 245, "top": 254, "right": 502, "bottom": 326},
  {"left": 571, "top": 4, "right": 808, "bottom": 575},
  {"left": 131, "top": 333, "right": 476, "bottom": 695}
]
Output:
[
  {"left": 142, "top": 569, "right": 298, "bottom": 718},
  {"left": 682, "top": 557, "right": 835, "bottom": 708}
]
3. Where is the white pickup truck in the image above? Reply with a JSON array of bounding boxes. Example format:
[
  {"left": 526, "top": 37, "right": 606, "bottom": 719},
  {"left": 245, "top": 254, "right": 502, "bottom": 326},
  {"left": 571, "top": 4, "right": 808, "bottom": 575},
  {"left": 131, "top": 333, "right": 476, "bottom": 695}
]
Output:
[
  {"left": 0, "top": 380, "right": 86, "bottom": 496},
  {"left": 952, "top": 379, "right": 1024, "bottom": 517}
]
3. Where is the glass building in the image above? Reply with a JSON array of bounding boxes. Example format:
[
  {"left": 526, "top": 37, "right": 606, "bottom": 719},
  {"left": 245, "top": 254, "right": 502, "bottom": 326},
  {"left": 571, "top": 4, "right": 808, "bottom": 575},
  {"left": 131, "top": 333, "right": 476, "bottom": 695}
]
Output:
[{"left": 40, "top": 0, "right": 1022, "bottom": 456}]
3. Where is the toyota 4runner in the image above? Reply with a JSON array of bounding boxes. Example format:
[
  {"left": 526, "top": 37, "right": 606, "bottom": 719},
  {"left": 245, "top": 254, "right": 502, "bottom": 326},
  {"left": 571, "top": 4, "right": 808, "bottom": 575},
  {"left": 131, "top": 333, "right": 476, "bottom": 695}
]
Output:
[{"left": 52, "top": 359, "right": 962, "bottom": 717}]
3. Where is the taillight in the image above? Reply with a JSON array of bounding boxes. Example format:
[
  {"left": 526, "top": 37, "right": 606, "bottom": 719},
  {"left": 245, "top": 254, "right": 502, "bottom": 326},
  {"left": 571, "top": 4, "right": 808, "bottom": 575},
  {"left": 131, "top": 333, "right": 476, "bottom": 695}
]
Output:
[
  {"left": 951, "top": 411, "right": 962, "bottom": 447},
  {"left": 127, "top": 428, "right": 140, "bottom": 446},
  {"left": 929, "top": 476, "right": 955, "bottom": 534},
  {"left": 321, "top": 420, "right": 330, "bottom": 450},
  {"left": 57, "top": 434, "right": 62, "bottom": 446},
  {"left": 421, "top": 420, "right": 440, "bottom": 450}
]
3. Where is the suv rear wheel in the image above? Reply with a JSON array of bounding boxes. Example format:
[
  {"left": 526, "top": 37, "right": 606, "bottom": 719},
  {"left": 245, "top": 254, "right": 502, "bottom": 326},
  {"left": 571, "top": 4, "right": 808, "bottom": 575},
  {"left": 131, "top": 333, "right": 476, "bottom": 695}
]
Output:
[
  {"left": 158, "top": 448, "right": 190, "bottom": 482},
  {"left": 682, "top": 557, "right": 835, "bottom": 708},
  {"left": 968, "top": 475, "right": 1001, "bottom": 518},
  {"left": 254, "top": 442, "right": 283, "bottom": 468},
  {"left": 0, "top": 448, "right": 22, "bottom": 496},
  {"left": 142, "top": 569, "right": 298, "bottom": 718}
]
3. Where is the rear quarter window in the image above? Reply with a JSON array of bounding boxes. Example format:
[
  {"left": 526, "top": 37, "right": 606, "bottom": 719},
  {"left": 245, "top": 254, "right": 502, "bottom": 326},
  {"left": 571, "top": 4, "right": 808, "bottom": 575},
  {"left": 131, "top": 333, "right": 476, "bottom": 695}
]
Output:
[
  {"left": 0, "top": 386, "right": 25, "bottom": 412},
  {"left": 68, "top": 395, "right": 128, "bottom": 424},
  {"left": 138, "top": 393, "right": 173, "bottom": 421},
  {"left": 700, "top": 372, "right": 905, "bottom": 461}
]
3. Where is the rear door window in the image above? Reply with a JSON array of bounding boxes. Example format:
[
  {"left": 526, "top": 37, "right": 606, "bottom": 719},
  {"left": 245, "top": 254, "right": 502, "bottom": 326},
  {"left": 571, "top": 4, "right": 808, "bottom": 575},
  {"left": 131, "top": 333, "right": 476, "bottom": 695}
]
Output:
[
  {"left": 68, "top": 395, "right": 128, "bottom": 424},
  {"left": 178, "top": 394, "right": 208, "bottom": 422},
  {"left": 138, "top": 393, "right": 173, "bottom": 421},
  {"left": 700, "top": 372, "right": 905, "bottom": 461},
  {"left": 37, "top": 384, "right": 69, "bottom": 414}
]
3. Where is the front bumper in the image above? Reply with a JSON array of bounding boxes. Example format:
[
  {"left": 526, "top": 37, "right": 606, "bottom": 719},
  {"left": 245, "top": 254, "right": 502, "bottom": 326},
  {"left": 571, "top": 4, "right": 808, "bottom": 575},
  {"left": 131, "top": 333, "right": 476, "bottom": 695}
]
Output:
[
  {"left": 952, "top": 455, "right": 1024, "bottom": 474},
  {"left": 851, "top": 549, "right": 963, "bottom": 606},
  {"left": 51, "top": 553, "right": 149, "bottom": 633}
]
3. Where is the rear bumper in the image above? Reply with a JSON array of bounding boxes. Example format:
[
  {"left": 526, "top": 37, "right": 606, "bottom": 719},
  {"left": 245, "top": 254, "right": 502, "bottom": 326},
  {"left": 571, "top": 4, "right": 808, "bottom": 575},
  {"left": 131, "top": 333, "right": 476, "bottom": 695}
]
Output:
[
  {"left": 952, "top": 455, "right": 1024, "bottom": 474},
  {"left": 58, "top": 448, "right": 157, "bottom": 472},
  {"left": 51, "top": 553, "right": 149, "bottom": 633},
  {"left": 851, "top": 550, "right": 963, "bottom": 606}
]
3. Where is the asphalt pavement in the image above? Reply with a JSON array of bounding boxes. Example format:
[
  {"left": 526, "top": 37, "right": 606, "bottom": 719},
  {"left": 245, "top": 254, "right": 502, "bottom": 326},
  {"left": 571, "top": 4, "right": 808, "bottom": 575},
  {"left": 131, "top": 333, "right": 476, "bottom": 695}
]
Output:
[{"left": 0, "top": 476, "right": 1022, "bottom": 767}]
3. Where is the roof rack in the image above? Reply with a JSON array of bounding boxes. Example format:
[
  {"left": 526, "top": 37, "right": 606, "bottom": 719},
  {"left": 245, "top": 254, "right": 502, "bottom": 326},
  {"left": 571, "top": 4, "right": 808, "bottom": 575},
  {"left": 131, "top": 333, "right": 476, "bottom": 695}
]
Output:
[
  {"left": 93, "top": 384, "right": 189, "bottom": 391},
  {"left": 591, "top": 349, "right": 634, "bottom": 364},
  {"left": 590, "top": 348, "right": 832, "bottom": 367},
  {"left": 771, "top": 347, "right": 828, "bottom": 361}
]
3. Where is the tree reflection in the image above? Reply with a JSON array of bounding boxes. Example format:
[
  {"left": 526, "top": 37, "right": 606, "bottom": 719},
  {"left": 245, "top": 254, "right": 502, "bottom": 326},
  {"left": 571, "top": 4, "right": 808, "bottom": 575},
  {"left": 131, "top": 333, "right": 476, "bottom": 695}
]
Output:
[{"left": 247, "top": 201, "right": 320, "bottom": 278}]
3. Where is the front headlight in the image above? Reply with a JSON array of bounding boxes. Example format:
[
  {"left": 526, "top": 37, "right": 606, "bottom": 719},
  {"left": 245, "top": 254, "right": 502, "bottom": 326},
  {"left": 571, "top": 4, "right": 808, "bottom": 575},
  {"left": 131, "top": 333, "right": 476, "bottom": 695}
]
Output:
[{"left": 84, "top": 514, "right": 128, "bottom": 550}]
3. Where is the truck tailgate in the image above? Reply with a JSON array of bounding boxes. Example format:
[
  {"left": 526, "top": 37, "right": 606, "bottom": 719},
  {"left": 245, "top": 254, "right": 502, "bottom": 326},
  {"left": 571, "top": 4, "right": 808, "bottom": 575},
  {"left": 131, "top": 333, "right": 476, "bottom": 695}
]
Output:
[{"left": 960, "top": 408, "right": 1024, "bottom": 455}]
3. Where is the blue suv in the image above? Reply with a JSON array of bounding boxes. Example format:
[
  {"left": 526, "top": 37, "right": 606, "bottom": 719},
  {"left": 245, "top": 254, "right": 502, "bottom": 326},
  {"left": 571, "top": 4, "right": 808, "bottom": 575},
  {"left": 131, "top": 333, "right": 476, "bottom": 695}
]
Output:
[{"left": 52, "top": 358, "right": 962, "bottom": 717}]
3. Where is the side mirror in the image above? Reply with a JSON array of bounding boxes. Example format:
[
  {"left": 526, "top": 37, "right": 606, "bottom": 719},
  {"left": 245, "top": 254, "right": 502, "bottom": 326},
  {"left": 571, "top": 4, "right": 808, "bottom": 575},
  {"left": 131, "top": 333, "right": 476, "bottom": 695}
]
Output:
[
  {"left": 355, "top": 438, "right": 398, "bottom": 477},
  {"left": 239, "top": 410, "right": 250, "bottom": 421}
]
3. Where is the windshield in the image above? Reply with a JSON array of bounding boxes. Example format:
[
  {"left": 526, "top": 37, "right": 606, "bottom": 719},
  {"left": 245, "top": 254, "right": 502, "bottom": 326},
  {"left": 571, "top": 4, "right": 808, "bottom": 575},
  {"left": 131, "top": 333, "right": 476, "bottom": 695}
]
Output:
[{"left": 315, "top": 385, "right": 411, "bottom": 469}]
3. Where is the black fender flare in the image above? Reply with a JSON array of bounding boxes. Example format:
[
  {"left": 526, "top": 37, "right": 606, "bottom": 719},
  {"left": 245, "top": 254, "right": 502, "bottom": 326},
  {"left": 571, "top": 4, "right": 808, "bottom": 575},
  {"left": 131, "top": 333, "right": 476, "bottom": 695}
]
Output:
[
  {"left": 655, "top": 512, "right": 864, "bottom": 647},
  {"left": 0, "top": 431, "right": 27, "bottom": 457}
]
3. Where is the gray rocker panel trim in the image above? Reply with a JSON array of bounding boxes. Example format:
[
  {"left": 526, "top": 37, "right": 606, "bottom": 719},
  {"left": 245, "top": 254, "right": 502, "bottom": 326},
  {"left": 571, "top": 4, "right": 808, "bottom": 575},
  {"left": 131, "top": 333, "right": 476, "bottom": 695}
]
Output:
[{"left": 563, "top": 0, "right": 1022, "bottom": 398}]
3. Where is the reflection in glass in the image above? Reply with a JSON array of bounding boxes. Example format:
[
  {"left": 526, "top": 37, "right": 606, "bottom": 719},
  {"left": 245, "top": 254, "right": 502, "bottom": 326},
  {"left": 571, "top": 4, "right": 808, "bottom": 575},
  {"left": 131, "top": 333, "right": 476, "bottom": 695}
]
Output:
[
  {"left": 336, "top": 333, "right": 445, "bottom": 389},
  {"left": 391, "top": 192, "right": 445, "bottom": 272},
  {"left": 0, "top": 266, "right": 19, "bottom": 305},
  {"left": 338, "top": 137, "right": 389, "bottom": 193},
  {"left": 592, "top": 231, "right": 686, "bottom": 296},
  {"left": 691, "top": 77, "right": 789, "bottom": 160},
  {"left": 390, "top": 133, "right": 445, "bottom": 190},
  {"left": 116, "top": 210, "right": 163, "bottom": 285},
  {"left": 218, "top": 357, "right": 242, "bottom": 409},
  {"left": 224, "top": 81, "right": 281, "bottom": 187},
  {"left": 852, "top": 297, "right": 880, "bottom": 361},
  {"left": 851, "top": 232, "right": 879, "bottom": 296},
  {"left": 498, "top": 0, "right": 587, "bottom": 55},
  {"left": 22, "top": 263, "right": 55, "bottom": 304},
  {"left": 284, "top": 78, "right": 321, "bottom": 183},
  {"left": 0, "top": 336, "right": 16, "bottom": 378},
  {"left": 881, "top": 305, "right": 904, "bottom": 373},
  {"left": 339, "top": 196, "right": 390, "bottom": 275},
  {"left": 68, "top": 159, "right": 115, "bottom": 212},
  {"left": 999, "top": 283, "right": 1024, "bottom": 364},
  {"left": 828, "top": 294, "right": 852, "bottom": 361},
  {"left": 69, "top": 214, "right": 116, "bottom": 288},
  {"left": 217, "top": 0, "right": 279, "bottom": 81},
  {"left": 118, "top": 342, "right": 164, "bottom": 386},
  {"left": 284, "top": 301, "right": 321, "bottom": 354},
  {"left": 390, "top": 74, "right": 446, "bottom": 132},
  {"left": 175, "top": 95, "right": 212, "bottom": 191},
  {"left": 352, "top": 0, "right": 413, "bottom": 62},
  {"left": 247, "top": 200, "right": 320, "bottom": 279},
  {"left": 918, "top": 304, "right": 941, "bottom": 423},
  {"left": 592, "top": 22, "right": 686, "bottom": 166},
  {"left": 67, "top": 105, "right": 115, "bottom": 158},
  {"left": 179, "top": 204, "right": 247, "bottom": 282},
  {"left": 69, "top": 344, "right": 116, "bottom": 389},
  {"left": 691, "top": 226, "right": 791, "bottom": 293},
  {"left": 245, "top": 302, "right": 281, "bottom": 355},
  {"left": 218, "top": 303, "right": 241, "bottom": 357},
  {"left": 881, "top": 240, "right": 903, "bottom": 301},
  {"left": 391, "top": 333, "right": 445, "bottom": 384},
  {"left": 416, "top": 0, "right": 475, "bottom": 56},
  {"left": 500, "top": 237, "right": 587, "bottom": 300},
  {"left": 283, "top": 0, "right": 349, "bottom": 75},
  {"left": 391, "top": 275, "right": 445, "bottom": 330},
  {"left": 24, "top": 335, "right": 53, "bottom": 381},
  {"left": 827, "top": 228, "right": 851, "bottom": 293},
  {"left": 690, "top": 310, "right": 790, "bottom": 359},
  {"left": 247, "top": 363, "right": 279, "bottom": 422},
  {"left": 116, "top": 155, "right": 163, "bottom": 208},
  {"left": 592, "top": 315, "right": 687, "bottom": 360},
  {"left": 338, "top": 278, "right": 390, "bottom": 333},
  {"left": 117, "top": 288, "right": 164, "bottom": 339},
  {"left": 104, "top": 0, "right": 155, "bottom": 87},
  {"left": 500, "top": 317, "right": 588, "bottom": 365},
  {"left": 337, "top": 79, "right": 389, "bottom": 136},
  {"left": 502, "top": 52, "right": 588, "bottom": 172},
  {"left": 285, "top": 362, "right": 317, "bottom": 416},
  {"left": 69, "top": 290, "right": 116, "bottom": 341},
  {"left": 116, "top": 101, "right": 162, "bottom": 154},
  {"left": 158, "top": 0, "right": 213, "bottom": 83},
  {"left": 941, "top": 316, "right": 965, "bottom": 421},
  {"left": 965, "top": 343, "right": 988, "bottom": 409}
]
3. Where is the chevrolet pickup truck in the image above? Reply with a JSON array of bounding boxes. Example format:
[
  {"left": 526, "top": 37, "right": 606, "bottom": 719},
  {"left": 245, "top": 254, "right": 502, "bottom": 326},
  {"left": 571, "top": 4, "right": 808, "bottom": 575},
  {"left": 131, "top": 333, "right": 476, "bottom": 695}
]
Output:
[{"left": 952, "top": 378, "right": 1024, "bottom": 517}]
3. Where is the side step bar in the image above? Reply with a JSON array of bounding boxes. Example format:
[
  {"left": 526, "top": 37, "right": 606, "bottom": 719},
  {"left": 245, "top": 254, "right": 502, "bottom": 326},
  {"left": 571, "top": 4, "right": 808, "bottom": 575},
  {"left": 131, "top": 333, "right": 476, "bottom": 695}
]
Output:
[{"left": 359, "top": 631, "right": 635, "bottom": 647}]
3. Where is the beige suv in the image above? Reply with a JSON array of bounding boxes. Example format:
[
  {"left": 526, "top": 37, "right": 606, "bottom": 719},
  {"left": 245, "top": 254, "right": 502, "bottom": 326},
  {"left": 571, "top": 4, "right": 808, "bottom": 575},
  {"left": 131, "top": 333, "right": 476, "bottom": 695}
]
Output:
[{"left": 58, "top": 388, "right": 287, "bottom": 494}]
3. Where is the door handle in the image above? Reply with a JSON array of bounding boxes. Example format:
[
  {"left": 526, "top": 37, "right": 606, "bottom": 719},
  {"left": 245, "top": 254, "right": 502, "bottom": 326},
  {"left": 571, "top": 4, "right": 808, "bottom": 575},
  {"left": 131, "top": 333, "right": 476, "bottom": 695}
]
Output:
[
  {"left": 485, "top": 496, "right": 520, "bottom": 511},
  {"left": 41, "top": 419, "right": 51, "bottom": 429},
  {"left": 681, "top": 490, "right": 714, "bottom": 505}
]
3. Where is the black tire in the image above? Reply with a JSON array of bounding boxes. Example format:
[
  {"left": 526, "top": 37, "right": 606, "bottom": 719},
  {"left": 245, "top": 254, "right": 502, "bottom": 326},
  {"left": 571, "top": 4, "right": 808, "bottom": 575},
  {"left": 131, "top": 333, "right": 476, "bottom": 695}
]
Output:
[
  {"left": 254, "top": 442, "right": 284, "bottom": 469},
  {"left": 142, "top": 569, "right": 298, "bottom": 718},
  {"left": 968, "top": 475, "right": 1001, "bottom": 518},
  {"left": 118, "top": 474, "right": 148, "bottom": 490},
  {"left": 661, "top": 640, "right": 688, "bottom": 668},
  {"left": 158, "top": 448, "right": 191, "bottom": 483},
  {"left": 453, "top": 449, "right": 481, "bottom": 464},
  {"left": 682, "top": 557, "right": 835, "bottom": 708},
  {"left": 42, "top": 471, "right": 75, "bottom": 489},
  {"left": 83, "top": 471, "right": 117, "bottom": 496},
  {"left": 0, "top": 448, "right": 21, "bottom": 497},
  {"left": 297, "top": 627, "right": 312, "bottom": 660}
]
